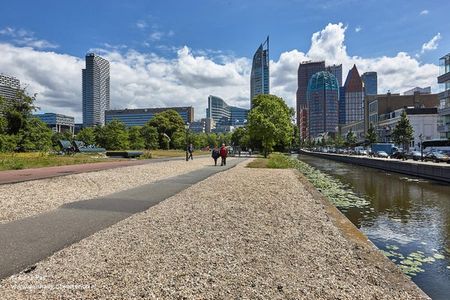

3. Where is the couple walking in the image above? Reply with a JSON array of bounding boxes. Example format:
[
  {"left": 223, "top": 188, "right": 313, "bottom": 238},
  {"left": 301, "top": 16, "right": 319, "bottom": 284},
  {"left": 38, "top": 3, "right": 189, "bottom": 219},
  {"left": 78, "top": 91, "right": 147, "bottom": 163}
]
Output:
[{"left": 211, "top": 144, "right": 228, "bottom": 166}]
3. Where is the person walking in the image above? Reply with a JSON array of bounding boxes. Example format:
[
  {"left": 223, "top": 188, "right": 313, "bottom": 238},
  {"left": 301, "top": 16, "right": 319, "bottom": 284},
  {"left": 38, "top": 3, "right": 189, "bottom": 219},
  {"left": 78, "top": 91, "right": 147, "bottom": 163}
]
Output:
[
  {"left": 220, "top": 143, "right": 228, "bottom": 166},
  {"left": 186, "top": 143, "right": 194, "bottom": 161},
  {"left": 211, "top": 145, "right": 220, "bottom": 166}
]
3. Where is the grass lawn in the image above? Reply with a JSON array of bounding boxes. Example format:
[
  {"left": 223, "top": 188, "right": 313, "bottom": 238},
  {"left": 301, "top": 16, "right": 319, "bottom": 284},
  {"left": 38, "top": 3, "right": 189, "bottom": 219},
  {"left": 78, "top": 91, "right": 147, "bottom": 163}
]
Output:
[
  {"left": 246, "top": 153, "right": 292, "bottom": 169},
  {"left": 0, "top": 152, "right": 113, "bottom": 171}
]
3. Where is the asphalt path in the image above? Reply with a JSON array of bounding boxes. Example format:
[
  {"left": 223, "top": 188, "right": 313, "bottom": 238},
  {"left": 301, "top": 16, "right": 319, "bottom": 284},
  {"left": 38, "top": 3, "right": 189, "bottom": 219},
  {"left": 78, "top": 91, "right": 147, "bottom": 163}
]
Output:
[{"left": 0, "top": 158, "right": 244, "bottom": 280}]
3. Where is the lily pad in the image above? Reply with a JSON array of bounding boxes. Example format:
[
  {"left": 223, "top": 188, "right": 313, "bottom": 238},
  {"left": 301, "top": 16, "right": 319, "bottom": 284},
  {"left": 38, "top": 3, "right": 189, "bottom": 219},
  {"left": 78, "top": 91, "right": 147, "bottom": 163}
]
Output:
[
  {"left": 433, "top": 254, "right": 445, "bottom": 260},
  {"left": 386, "top": 245, "right": 399, "bottom": 251}
]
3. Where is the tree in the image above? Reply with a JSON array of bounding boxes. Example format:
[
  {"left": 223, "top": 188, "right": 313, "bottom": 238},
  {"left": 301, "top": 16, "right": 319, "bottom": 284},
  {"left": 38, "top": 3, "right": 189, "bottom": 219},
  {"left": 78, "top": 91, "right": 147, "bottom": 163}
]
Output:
[
  {"left": 51, "top": 131, "right": 74, "bottom": 150},
  {"left": 77, "top": 127, "right": 96, "bottom": 146},
  {"left": 346, "top": 130, "right": 357, "bottom": 148},
  {"left": 4, "top": 89, "right": 38, "bottom": 135},
  {"left": 231, "top": 127, "right": 249, "bottom": 149},
  {"left": 0, "top": 134, "right": 17, "bottom": 152},
  {"left": 16, "top": 118, "right": 52, "bottom": 151},
  {"left": 332, "top": 135, "right": 345, "bottom": 148},
  {"left": 391, "top": 111, "right": 413, "bottom": 150},
  {"left": 366, "top": 123, "right": 378, "bottom": 146},
  {"left": 128, "top": 126, "right": 145, "bottom": 149},
  {"left": 96, "top": 120, "right": 129, "bottom": 150},
  {"left": 140, "top": 124, "right": 159, "bottom": 150},
  {"left": 171, "top": 131, "right": 187, "bottom": 149},
  {"left": 248, "top": 94, "right": 294, "bottom": 157},
  {"left": 147, "top": 110, "right": 185, "bottom": 149}
]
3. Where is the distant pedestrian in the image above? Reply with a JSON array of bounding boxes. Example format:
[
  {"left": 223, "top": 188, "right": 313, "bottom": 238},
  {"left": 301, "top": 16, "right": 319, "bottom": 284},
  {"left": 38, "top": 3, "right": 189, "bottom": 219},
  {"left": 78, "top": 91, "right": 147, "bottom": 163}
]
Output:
[
  {"left": 186, "top": 143, "right": 193, "bottom": 161},
  {"left": 211, "top": 145, "right": 220, "bottom": 166},
  {"left": 220, "top": 143, "right": 228, "bottom": 166},
  {"left": 248, "top": 148, "right": 252, "bottom": 156}
]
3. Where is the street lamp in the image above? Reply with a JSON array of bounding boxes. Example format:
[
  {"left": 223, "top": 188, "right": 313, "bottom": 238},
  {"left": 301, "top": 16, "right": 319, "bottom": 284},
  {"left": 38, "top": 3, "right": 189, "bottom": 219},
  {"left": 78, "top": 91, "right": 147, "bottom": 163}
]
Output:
[{"left": 419, "top": 133, "right": 423, "bottom": 161}]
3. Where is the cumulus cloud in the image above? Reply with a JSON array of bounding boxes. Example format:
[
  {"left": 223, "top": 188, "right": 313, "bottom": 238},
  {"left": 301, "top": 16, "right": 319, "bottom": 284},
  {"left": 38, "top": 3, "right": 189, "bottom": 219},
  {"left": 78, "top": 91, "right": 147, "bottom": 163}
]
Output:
[
  {"left": 355, "top": 26, "right": 362, "bottom": 33},
  {"left": 0, "top": 27, "right": 58, "bottom": 49},
  {"left": 0, "top": 23, "right": 440, "bottom": 123},
  {"left": 421, "top": 32, "right": 441, "bottom": 53},
  {"left": 420, "top": 10, "right": 429, "bottom": 15}
]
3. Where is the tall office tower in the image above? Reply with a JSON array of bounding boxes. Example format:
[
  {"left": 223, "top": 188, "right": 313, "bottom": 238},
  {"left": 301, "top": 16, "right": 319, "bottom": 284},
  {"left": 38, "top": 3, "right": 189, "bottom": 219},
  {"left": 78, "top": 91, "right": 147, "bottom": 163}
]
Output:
[
  {"left": 326, "top": 64, "right": 343, "bottom": 87},
  {"left": 250, "top": 36, "right": 269, "bottom": 107},
  {"left": 344, "top": 65, "right": 364, "bottom": 123},
  {"left": 296, "top": 61, "right": 325, "bottom": 138},
  {"left": 0, "top": 74, "right": 20, "bottom": 113},
  {"left": 339, "top": 86, "right": 346, "bottom": 124},
  {"left": 361, "top": 71, "right": 378, "bottom": 95},
  {"left": 82, "top": 53, "right": 110, "bottom": 127},
  {"left": 437, "top": 53, "right": 450, "bottom": 138},
  {"left": 307, "top": 71, "right": 339, "bottom": 138}
]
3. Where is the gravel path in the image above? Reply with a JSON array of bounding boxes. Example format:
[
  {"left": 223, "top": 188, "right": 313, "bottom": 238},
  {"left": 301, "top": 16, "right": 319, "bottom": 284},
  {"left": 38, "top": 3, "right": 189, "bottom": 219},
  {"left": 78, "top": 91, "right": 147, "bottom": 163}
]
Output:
[
  {"left": 0, "top": 157, "right": 215, "bottom": 224},
  {"left": 0, "top": 161, "right": 427, "bottom": 299}
]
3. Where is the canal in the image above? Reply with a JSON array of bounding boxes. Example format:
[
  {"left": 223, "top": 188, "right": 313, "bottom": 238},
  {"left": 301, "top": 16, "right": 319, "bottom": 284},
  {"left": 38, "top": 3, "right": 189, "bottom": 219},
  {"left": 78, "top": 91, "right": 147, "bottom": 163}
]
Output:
[{"left": 298, "top": 154, "right": 450, "bottom": 300}]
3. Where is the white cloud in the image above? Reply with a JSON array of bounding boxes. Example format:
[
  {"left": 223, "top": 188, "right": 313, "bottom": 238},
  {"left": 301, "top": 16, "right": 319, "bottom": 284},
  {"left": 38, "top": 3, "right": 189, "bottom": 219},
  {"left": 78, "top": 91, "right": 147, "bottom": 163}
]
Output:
[
  {"left": 0, "top": 27, "right": 58, "bottom": 49},
  {"left": 420, "top": 10, "right": 429, "bottom": 15},
  {"left": 136, "top": 20, "right": 147, "bottom": 29},
  {"left": 0, "top": 23, "right": 440, "bottom": 123},
  {"left": 355, "top": 26, "right": 362, "bottom": 33},
  {"left": 421, "top": 32, "right": 441, "bottom": 53}
]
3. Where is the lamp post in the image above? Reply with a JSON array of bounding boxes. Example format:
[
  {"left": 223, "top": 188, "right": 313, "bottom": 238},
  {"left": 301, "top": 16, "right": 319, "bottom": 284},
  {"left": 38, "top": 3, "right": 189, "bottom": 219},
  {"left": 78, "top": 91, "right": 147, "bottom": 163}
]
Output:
[{"left": 419, "top": 133, "right": 423, "bottom": 161}]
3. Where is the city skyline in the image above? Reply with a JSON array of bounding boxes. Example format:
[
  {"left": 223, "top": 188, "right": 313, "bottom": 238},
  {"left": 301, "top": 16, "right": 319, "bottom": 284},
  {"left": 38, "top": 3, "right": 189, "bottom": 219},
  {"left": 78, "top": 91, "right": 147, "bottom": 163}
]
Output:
[{"left": 0, "top": 1, "right": 447, "bottom": 122}]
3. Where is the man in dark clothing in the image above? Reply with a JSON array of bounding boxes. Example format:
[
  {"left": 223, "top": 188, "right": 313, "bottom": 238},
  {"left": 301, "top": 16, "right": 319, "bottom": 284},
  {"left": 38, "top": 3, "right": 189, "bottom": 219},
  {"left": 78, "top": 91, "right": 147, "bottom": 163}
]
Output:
[
  {"left": 186, "top": 143, "right": 193, "bottom": 161},
  {"left": 220, "top": 143, "right": 228, "bottom": 166},
  {"left": 211, "top": 145, "right": 220, "bottom": 166}
]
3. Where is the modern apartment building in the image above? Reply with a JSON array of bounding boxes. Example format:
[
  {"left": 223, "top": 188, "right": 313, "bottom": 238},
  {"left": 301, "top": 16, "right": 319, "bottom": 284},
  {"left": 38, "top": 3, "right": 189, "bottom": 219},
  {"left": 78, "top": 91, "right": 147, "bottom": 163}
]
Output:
[
  {"left": 0, "top": 74, "right": 20, "bottom": 113},
  {"left": 33, "top": 113, "right": 75, "bottom": 134},
  {"left": 307, "top": 71, "right": 339, "bottom": 139},
  {"left": 206, "top": 95, "right": 248, "bottom": 129},
  {"left": 250, "top": 36, "right": 270, "bottom": 107},
  {"left": 403, "top": 86, "right": 431, "bottom": 95},
  {"left": 343, "top": 65, "right": 364, "bottom": 124},
  {"left": 82, "top": 53, "right": 110, "bottom": 127},
  {"left": 437, "top": 53, "right": 450, "bottom": 138},
  {"left": 105, "top": 107, "right": 194, "bottom": 127},
  {"left": 361, "top": 72, "right": 377, "bottom": 95}
]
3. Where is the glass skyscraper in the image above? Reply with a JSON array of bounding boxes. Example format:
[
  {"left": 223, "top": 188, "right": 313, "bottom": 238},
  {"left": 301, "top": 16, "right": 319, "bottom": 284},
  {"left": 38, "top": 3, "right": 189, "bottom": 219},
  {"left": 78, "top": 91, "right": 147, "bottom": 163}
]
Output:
[
  {"left": 343, "top": 65, "right": 364, "bottom": 124},
  {"left": 326, "top": 64, "right": 343, "bottom": 87},
  {"left": 361, "top": 71, "right": 378, "bottom": 95},
  {"left": 82, "top": 53, "right": 110, "bottom": 127},
  {"left": 250, "top": 36, "right": 269, "bottom": 107},
  {"left": 207, "top": 95, "right": 248, "bottom": 127},
  {"left": 307, "top": 71, "right": 339, "bottom": 138}
]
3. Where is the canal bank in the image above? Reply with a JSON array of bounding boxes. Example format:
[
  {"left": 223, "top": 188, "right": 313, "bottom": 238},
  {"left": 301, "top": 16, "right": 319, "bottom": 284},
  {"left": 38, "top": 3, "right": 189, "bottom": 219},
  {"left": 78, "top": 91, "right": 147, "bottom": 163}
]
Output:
[
  {"left": 297, "top": 154, "right": 450, "bottom": 300},
  {"left": 0, "top": 160, "right": 429, "bottom": 299},
  {"left": 300, "top": 150, "right": 450, "bottom": 184}
]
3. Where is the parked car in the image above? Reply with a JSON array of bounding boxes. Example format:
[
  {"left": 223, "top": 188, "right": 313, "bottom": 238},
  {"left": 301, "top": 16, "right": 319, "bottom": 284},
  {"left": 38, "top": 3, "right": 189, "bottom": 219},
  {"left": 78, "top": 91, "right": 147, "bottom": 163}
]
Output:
[
  {"left": 406, "top": 151, "right": 422, "bottom": 161},
  {"left": 359, "top": 150, "right": 368, "bottom": 156},
  {"left": 424, "top": 151, "right": 450, "bottom": 163},
  {"left": 375, "top": 151, "right": 389, "bottom": 158},
  {"left": 391, "top": 151, "right": 407, "bottom": 160}
]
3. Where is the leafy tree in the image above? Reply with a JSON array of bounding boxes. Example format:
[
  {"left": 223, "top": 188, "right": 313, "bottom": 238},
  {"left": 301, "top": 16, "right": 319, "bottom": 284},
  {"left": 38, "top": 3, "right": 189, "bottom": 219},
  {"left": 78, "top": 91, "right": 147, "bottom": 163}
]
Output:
[
  {"left": 248, "top": 94, "right": 294, "bottom": 157},
  {"left": 4, "top": 89, "right": 38, "bottom": 135},
  {"left": 77, "top": 127, "right": 96, "bottom": 146},
  {"left": 332, "top": 135, "right": 345, "bottom": 148},
  {"left": 346, "top": 130, "right": 357, "bottom": 148},
  {"left": 391, "top": 111, "right": 413, "bottom": 150},
  {"left": 0, "top": 134, "right": 18, "bottom": 152},
  {"left": 0, "top": 116, "right": 7, "bottom": 134},
  {"left": 231, "top": 127, "right": 249, "bottom": 149},
  {"left": 128, "top": 126, "right": 145, "bottom": 149},
  {"left": 171, "top": 130, "right": 186, "bottom": 149},
  {"left": 16, "top": 118, "right": 52, "bottom": 151},
  {"left": 147, "top": 110, "right": 185, "bottom": 149},
  {"left": 140, "top": 124, "right": 159, "bottom": 150},
  {"left": 366, "top": 123, "right": 378, "bottom": 146},
  {"left": 97, "top": 120, "right": 129, "bottom": 150}
]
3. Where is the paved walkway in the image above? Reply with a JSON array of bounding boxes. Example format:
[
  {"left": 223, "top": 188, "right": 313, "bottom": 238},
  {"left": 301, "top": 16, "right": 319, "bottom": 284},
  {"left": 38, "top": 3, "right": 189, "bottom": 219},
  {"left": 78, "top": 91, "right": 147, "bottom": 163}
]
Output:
[
  {"left": 0, "top": 159, "right": 243, "bottom": 280},
  {"left": 0, "top": 157, "right": 186, "bottom": 185}
]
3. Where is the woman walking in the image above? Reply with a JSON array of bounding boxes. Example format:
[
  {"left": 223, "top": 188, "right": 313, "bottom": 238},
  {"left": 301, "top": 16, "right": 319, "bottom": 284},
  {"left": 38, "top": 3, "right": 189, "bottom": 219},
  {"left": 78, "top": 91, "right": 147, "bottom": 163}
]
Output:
[
  {"left": 220, "top": 143, "right": 228, "bottom": 166},
  {"left": 211, "top": 145, "right": 220, "bottom": 166}
]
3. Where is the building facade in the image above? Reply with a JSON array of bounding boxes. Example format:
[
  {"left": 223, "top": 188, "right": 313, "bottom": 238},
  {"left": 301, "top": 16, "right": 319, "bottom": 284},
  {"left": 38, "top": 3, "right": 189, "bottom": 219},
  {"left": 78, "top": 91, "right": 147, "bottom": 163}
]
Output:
[
  {"left": 326, "top": 64, "right": 342, "bottom": 87},
  {"left": 437, "top": 53, "right": 450, "bottom": 139},
  {"left": 82, "top": 53, "right": 110, "bottom": 127},
  {"left": 33, "top": 113, "right": 75, "bottom": 134},
  {"left": 250, "top": 37, "right": 270, "bottom": 107},
  {"left": 307, "top": 71, "right": 339, "bottom": 139},
  {"left": 344, "top": 65, "right": 364, "bottom": 124},
  {"left": 296, "top": 61, "right": 326, "bottom": 137},
  {"left": 105, "top": 107, "right": 194, "bottom": 127},
  {"left": 361, "top": 72, "right": 377, "bottom": 95},
  {"left": 403, "top": 86, "right": 431, "bottom": 95},
  {"left": 0, "top": 74, "right": 20, "bottom": 113},
  {"left": 206, "top": 95, "right": 248, "bottom": 130}
]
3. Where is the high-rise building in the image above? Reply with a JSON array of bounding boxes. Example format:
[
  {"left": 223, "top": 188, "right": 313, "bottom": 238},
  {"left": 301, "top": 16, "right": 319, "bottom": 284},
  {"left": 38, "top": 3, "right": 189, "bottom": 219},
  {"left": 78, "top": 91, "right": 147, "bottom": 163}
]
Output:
[
  {"left": 296, "top": 61, "right": 326, "bottom": 138},
  {"left": 344, "top": 65, "right": 364, "bottom": 124},
  {"left": 105, "top": 107, "right": 194, "bottom": 127},
  {"left": 33, "top": 113, "right": 75, "bottom": 134},
  {"left": 403, "top": 86, "right": 431, "bottom": 95},
  {"left": 437, "top": 53, "right": 450, "bottom": 138},
  {"left": 206, "top": 95, "right": 248, "bottom": 131},
  {"left": 361, "top": 72, "right": 377, "bottom": 95},
  {"left": 307, "top": 71, "right": 339, "bottom": 138},
  {"left": 250, "top": 36, "right": 269, "bottom": 107},
  {"left": 339, "top": 86, "right": 346, "bottom": 124},
  {"left": 0, "top": 74, "right": 20, "bottom": 113},
  {"left": 82, "top": 53, "right": 110, "bottom": 127},
  {"left": 326, "top": 64, "right": 342, "bottom": 87}
]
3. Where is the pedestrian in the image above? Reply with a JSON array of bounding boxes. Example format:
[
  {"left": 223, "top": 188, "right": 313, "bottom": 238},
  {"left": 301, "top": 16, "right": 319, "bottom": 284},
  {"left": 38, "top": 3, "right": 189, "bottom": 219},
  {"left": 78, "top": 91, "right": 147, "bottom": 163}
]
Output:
[
  {"left": 211, "top": 145, "right": 220, "bottom": 166},
  {"left": 248, "top": 148, "right": 252, "bottom": 157},
  {"left": 220, "top": 143, "right": 228, "bottom": 166},
  {"left": 186, "top": 143, "right": 194, "bottom": 161}
]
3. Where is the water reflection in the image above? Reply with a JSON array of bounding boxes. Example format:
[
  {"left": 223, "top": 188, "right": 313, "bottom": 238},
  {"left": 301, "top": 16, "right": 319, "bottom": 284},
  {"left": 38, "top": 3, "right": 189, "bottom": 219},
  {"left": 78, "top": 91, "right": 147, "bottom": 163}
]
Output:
[{"left": 298, "top": 155, "right": 450, "bottom": 300}]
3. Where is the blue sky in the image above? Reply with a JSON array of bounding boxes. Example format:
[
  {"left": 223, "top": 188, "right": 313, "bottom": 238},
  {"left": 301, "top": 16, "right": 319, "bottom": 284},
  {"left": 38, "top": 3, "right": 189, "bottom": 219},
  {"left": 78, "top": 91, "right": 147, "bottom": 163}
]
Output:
[{"left": 0, "top": 0, "right": 447, "bottom": 121}]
